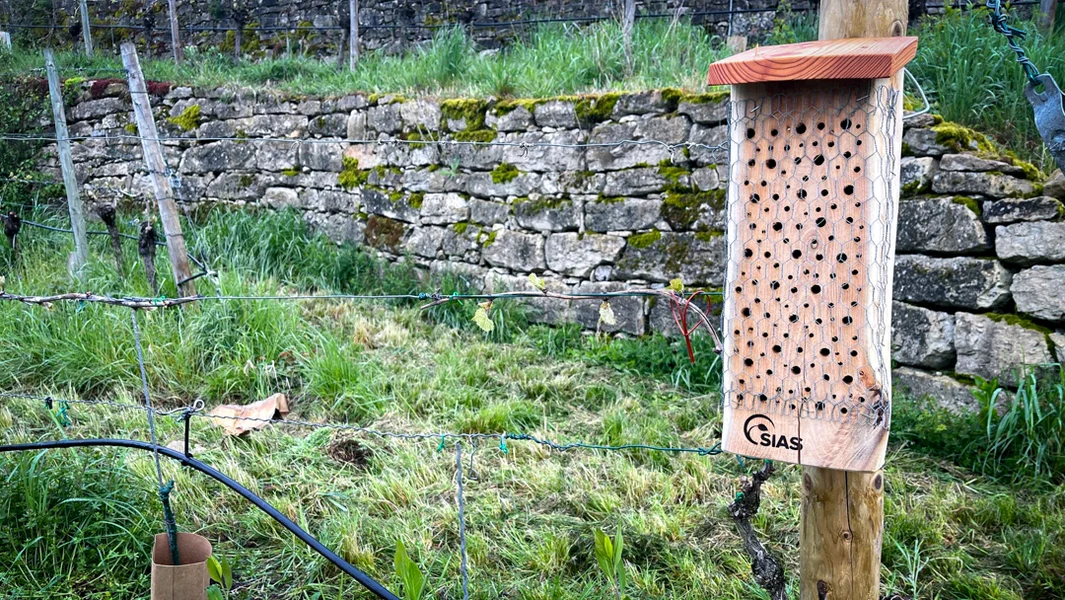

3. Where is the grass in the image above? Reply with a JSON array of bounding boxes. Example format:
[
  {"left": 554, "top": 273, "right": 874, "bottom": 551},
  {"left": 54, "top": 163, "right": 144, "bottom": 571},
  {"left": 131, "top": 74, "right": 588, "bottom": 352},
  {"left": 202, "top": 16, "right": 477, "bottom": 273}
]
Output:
[
  {"left": 0, "top": 206, "right": 1062, "bottom": 599},
  {"left": 1, "top": 19, "right": 726, "bottom": 98}
]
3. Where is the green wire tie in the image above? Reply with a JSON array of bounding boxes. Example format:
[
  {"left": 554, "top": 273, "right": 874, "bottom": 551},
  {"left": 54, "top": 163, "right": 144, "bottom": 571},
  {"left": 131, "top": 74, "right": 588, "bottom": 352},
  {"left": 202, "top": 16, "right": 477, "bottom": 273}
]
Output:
[
  {"left": 735, "top": 454, "right": 746, "bottom": 468},
  {"left": 57, "top": 401, "right": 70, "bottom": 427},
  {"left": 158, "top": 480, "right": 180, "bottom": 566},
  {"left": 75, "top": 300, "right": 86, "bottom": 313},
  {"left": 499, "top": 432, "right": 508, "bottom": 454},
  {"left": 436, "top": 435, "right": 446, "bottom": 452},
  {"left": 153, "top": 296, "right": 165, "bottom": 306}
]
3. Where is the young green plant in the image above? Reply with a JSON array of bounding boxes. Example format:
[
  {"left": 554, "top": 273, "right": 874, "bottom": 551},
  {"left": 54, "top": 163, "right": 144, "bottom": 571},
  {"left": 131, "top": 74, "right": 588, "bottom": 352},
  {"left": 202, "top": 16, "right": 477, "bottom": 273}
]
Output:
[
  {"left": 593, "top": 523, "right": 625, "bottom": 600},
  {"left": 394, "top": 541, "right": 427, "bottom": 600}
]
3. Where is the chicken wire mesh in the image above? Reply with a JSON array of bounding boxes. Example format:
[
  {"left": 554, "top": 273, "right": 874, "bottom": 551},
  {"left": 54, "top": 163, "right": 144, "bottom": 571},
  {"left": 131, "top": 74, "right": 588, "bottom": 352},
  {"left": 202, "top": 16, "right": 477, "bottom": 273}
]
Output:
[{"left": 720, "top": 81, "right": 901, "bottom": 470}]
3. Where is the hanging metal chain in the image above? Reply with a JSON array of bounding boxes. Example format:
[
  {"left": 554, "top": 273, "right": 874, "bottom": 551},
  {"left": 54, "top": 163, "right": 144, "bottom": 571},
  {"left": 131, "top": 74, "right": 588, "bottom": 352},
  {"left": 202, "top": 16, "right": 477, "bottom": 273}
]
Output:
[
  {"left": 985, "top": 0, "right": 1065, "bottom": 172},
  {"left": 985, "top": 0, "right": 1042, "bottom": 86}
]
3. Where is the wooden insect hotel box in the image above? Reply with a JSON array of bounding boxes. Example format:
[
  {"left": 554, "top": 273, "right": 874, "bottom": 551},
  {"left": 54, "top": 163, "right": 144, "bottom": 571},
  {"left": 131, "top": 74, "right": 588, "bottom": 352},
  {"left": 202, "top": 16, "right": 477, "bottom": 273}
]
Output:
[{"left": 706, "top": 37, "right": 918, "bottom": 472}]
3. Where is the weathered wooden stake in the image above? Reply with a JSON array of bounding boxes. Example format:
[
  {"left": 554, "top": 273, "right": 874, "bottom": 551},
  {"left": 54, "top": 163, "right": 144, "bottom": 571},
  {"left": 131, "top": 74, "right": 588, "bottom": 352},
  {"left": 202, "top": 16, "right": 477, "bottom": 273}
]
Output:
[
  {"left": 800, "top": 2, "right": 906, "bottom": 599},
  {"left": 167, "top": 0, "right": 182, "bottom": 63},
  {"left": 1040, "top": 0, "right": 1059, "bottom": 32},
  {"left": 79, "top": 0, "right": 93, "bottom": 57},
  {"left": 44, "top": 48, "right": 90, "bottom": 273},
  {"left": 349, "top": 0, "right": 359, "bottom": 70},
  {"left": 622, "top": 0, "right": 636, "bottom": 71},
  {"left": 120, "top": 42, "right": 195, "bottom": 297},
  {"left": 0, "top": 32, "right": 11, "bottom": 52}
]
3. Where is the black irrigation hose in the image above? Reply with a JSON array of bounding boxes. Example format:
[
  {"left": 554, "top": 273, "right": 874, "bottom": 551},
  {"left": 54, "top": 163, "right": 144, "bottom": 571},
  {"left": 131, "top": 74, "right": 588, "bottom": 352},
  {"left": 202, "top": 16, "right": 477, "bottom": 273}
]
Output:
[{"left": 0, "top": 438, "right": 401, "bottom": 600}]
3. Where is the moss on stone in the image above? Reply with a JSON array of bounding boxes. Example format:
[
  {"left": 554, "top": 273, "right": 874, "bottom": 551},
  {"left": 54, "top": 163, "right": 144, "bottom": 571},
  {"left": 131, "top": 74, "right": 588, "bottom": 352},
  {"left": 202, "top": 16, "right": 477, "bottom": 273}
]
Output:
[
  {"left": 627, "top": 230, "right": 662, "bottom": 249},
  {"left": 932, "top": 121, "right": 996, "bottom": 155},
  {"left": 428, "top": 164, "right": 441, "bottom": 172},
  {"left": 482, "top": 230, "right": 498, "bottom": 247},
  {"left": 281, "top": 167, "right": 299, "bottom": 177},
  {"left": 574, "top": 93, "right": 620, "bottom": 125},
  {"left": 441, "top": 98, "right": 487, "bottom": 131},
  {"left": 1002, "top": 151, "right": 1045, "bottom": 181},
  {"left": 453, "top": 129, "right": 497, "bottom": 143},
  {"left": 694, "top": 230, "right": 724, "bottom": 242},
  {"left": 365, "top": 215, "right": 405, "bottom": 251},
  {"left": 493, "top": 98, "right": 543, "bottom": 116},
  {"left": 404, "top": 129, "right": 439, "bottom": 149},
  {"left": 515, "top": 195, "right": 571, "bottom": 213},
  {"left": 453, "top": 221, "right": 470, "bottom": 234},
  {"left": 123, "top": 122, "right": 138, "bottom": 134},
  {"left": 490, "top": 162, "right": 520, "bottom": 184},
  {"left": 657, "top": 161, "right": 691, "bottom": 185},
  {"left": 678, "top": 89, "right": 730, "bottom": 105},
  {"left": 368, "top": 93, "right": 408, "bottom": 105},
  {"left": 985, "top": 312, "right": 1053, "bottom": 335},
  {"left": 901, "top": 142, "right": 914, "bottom": 157},
  {"left": 167, "top": 104, "right": 201, "bottom": 132},
  {"left": 408, "top": 191, "right": 424, "bottom": 209},
  {"left": 238, "top": 174, "right": 253, "bottom": 189},
  {"left": 595, "top": 194, "right": 625, "bottom": 204},
  {"left": 901, "top": 180, "right": 923, "bottom": 197},
  {"left": 338, "top": 156, "right": 369, "bottom": 190},
  {"left": 661, "top": 188, "right": 725, "bottom": 228},
  {"left": 951, "top": 196, "right": 981, "bottom": 216}
]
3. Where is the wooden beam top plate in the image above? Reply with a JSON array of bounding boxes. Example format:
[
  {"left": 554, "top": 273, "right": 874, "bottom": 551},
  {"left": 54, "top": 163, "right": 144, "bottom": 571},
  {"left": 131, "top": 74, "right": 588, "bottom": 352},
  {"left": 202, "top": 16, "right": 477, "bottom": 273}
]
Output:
[{"left": 706, "top": 37, "right": 917, "bottom": 85}]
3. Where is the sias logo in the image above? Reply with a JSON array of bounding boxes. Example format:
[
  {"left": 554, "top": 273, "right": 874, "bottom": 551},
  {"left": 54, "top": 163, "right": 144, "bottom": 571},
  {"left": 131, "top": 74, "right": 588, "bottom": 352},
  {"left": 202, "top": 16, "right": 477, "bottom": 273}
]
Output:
[{"left": 743, "top": 414, "right": 803, "bottom": 451}]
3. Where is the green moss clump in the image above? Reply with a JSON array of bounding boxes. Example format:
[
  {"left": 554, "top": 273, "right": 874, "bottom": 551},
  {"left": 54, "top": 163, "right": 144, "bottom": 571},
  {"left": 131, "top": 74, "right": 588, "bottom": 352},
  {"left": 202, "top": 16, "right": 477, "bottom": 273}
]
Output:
[
  {"left": 408, "top": 192, "right": 424, "bottom": 209},
  {"left": 677, "top": 89, "right": 729, "bottom": 105},
  {"left": 441, "top": 98, "right": 487, "bottom": 131},
  {"left": 1003, "top": 151, "right": 1045, "bottom": 181},
  {"left": 627, "top": 230, "right": 662, "bottom": 249},
  {"left": 984, "top": 313, "right": 1053, "bottom": 335},
  {"left": 490, "top": 163, "right": 520, "bottom": 184},
  {"left": 404, "top": 129, "right": 440, "bottom": 149},
  {"left": 661, "top": 189, "right": 725, "bottom": 229},
  {"left": 901, "top": 142, "right": 914, "bottom": 157},
  {"left": 595, "top": 195, "right": 624, "bottom": 204},
  {"left": 123, "top": 122, "right": 138, "bottom": 134},
  {"left": 338, "top": 156, "right": 369, "bottom": 190},
  {"left": 281, "top": 167, "right": 300, "bottom": 177},
  {"left": 694, "top": 230, "right": 724, "bottom": 242},
  {"left": 167, "top": 104, "right": 201, "bottom": 132},
  {"left": 453, "top": 221, "right": 470, "bottom": 234},
  {"left": 368, "top": 93, "right": 408, "bottom": 105},
  {"left": 238, "top": 174, "right": 253, "bottom": 189},
  {"left": 574, "top": 93, "right": 619, "bottom": 125},
  {"left": 657, "top": 161, "right": 691, "bottom": 185},
  {"left": 493, "top": 98, "right": 543, "bottom": 116},
  {"left": 482, "top": 230, "right": 498, "bottom": 247},
  {"left": 951, "top": 196, "right": 981, "bottom": 216},
  {"left": 901, "top": 180, "right": 922, "bottom": 197},
  {"left": 453, "top": 129, "right": 497, "bottom": 143},
  {"left": 515, "top": 195, "right": 571, "bottom": 213},
  {"left": 932, "top": 121, "right": 996, "bottom": 155},
  {"left": 428, "top": 164, "right": 441, "bottom": 172}
]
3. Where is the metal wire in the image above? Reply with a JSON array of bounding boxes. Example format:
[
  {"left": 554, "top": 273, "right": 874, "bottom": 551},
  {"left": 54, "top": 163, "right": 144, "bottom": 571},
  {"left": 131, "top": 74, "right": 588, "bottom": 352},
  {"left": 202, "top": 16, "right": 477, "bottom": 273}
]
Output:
[
  {"left": 985, "top": 0, "right": 1044, "bottom": 87},
  {"left": 454, "top": 443, "right": 470, "bottom": 600}
]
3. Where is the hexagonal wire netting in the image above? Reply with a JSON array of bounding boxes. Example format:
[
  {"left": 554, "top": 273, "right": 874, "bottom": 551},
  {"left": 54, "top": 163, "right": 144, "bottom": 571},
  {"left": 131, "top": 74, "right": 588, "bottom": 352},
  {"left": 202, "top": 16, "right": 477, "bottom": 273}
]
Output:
[{"left": 721, "top": 82, "right": 901, "bottom": 463}]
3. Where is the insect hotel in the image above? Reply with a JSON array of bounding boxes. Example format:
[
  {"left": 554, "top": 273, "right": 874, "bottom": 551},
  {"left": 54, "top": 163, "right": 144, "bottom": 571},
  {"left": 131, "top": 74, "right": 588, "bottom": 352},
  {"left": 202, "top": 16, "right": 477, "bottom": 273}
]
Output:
[{"left": 707, "top": 37, "right": 918, "bottom": 472}]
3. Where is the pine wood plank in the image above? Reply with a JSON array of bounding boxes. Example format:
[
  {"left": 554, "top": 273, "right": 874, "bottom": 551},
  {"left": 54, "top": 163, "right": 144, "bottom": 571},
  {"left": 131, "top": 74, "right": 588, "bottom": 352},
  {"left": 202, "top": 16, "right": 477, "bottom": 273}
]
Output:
[{"left": 706, "top": 37, "right": 917, "bottom": 85}]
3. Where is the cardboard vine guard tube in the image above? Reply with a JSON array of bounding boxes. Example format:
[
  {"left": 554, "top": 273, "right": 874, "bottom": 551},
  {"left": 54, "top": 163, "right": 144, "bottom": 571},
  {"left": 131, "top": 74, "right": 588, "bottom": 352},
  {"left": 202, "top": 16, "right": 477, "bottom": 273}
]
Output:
[{"left": 151, "top": 532, "right": 212, "bottom": 600}]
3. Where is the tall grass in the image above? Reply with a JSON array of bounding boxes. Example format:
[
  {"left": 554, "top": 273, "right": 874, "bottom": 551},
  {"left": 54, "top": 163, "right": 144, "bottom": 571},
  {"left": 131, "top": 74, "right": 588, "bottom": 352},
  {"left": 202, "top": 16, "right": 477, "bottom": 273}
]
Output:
[
  {"left": 1, "top": 19, "right": 726, "bottom": 97},
  {"left": 909, "top": 7, "right": 1065, "bottom": 168}
]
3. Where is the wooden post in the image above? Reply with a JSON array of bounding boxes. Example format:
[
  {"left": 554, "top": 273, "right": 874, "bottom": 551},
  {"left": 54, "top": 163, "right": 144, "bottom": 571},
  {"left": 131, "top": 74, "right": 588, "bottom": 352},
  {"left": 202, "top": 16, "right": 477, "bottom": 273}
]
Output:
[
  {"left": 79, "top": 0, "right": 93, "bottom": 57},
  {"left": 120, "top": 42, "right": 195, "bottom": 297},
  {"left": 348, "top": 0, "right": 359, "bottom": 70},
  {"left": 167, "top": 0, "right": 182, "bottom": 63},
  {"left": 1040, "top": 0, "right": 1058, "bottom": 32},
  {"left": 43, "top": 48, "right": 90, "bottom": 273},
  {"left": 801, "top": 2, "right": 906, "bottom": 599},
  {"left": 0, "top": 32, "right": 11, "bottom": 52},
  {"left": 622, "top": 0, "right": 635, "bottom": 70}
]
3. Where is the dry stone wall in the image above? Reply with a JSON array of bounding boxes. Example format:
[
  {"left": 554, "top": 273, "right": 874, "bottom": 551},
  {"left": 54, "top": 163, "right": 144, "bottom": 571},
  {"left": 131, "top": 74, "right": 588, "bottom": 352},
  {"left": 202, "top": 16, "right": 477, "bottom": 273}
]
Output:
[{"left": 53, "top": 81, "right": 1065, "bottom": 412}]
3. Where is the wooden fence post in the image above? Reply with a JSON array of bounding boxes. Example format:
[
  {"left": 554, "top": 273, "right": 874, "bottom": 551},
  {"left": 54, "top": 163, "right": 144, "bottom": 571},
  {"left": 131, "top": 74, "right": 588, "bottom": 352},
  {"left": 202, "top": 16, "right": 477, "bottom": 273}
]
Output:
[
  {"left": 0, "top": 32, "right": 11, "bottom": 53},
  {"left": 79, "top": 0, "right": 93, "bottom": 57},
  {"left": 622, "top": 0, "right": 635, "bottom": 70},
  {"left": 167, "top": 0, "right": 183, "bottom": 63},
  {"left": 1040, "top": 0, "right": 1058, "bottom": 32},
  {"left": 43, "top": 48, "right": 90, "bottom": 273},
  {"left": 349, "top": 0, "right": 359, "bottom": 70},
  {"left": 120, "top": 42, "right": 195, "bottom": 297},
  {"left": 800, "top": 1, "right": 907, "bottom": 599}
]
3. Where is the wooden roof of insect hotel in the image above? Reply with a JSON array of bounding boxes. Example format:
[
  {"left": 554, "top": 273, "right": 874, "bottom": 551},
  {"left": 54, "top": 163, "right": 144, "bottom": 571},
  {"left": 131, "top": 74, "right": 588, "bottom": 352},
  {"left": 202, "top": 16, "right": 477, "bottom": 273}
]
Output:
[{"left": 706, "top": 37, "right": 918, "bottom": 85}]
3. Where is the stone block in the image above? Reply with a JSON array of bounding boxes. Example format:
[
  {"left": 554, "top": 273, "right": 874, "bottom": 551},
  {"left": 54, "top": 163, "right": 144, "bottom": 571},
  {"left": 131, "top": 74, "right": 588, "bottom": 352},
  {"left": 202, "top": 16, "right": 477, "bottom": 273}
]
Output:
[
  {"left": 470, "top": 199, "right": 509, "bottom": 225},
  {"left": 231, "top": 114, "right": 309, "bottom": 137},
  {"left": 204, "top": 172, "right": 277, "bottom": 200},
  {"left": 893, "top": 255, "right": 1012, "bottom": 310},
  {"left": 602, "top": 168, "right": 669, "bottom": 196},
  {"left": 982, "top": 196, "right": 1063, "bottom": 224},
  {"left": 688, "top": 123, "right": 728, "bottom": 165},
  {"left": 891, "top": 302, "right": 955, "bottom": 369},
  {"left": 615, "top": 231, "right": 725, "bottom": 285},
  {"left": 633, "top": 115, "right": 690, "bottom": 144},
  {"left": 513, "top": 196, "right": 579, "bottom": 232},
  {"left": 255, "top": 141, "right": 298, "bottom": 171},
  {"left": 931, "top": 171, "right": 1035, "bottom": 197},
  {"left": 465, "top": 171, "right": 541, "bottom": 197},
  {"left": 1011, "top": 265, "right": 1065, "bottom": 322},
  {"left": 900, "top": 156, "right": 937, "bottom": 194},
  {"left": 533, "top": 100, "right": 577, "bottom": 128},
  {"left": 367, "top": 103, "right": 402, "bottom": 133},
  {"left": 955, "top": 312, "right": 1054, "bottom": 386},
  {"left": 404, "top": 226, "right": 446, "bottom": 258},
  {"left": 71, "top": 97, "right": 128, "bottom": 121},
  {"left": 902, "top": 128, "right": 950, "bottom": 157},
  {"left": 180, "top": 141, "right": 256, "bottom": 173},
  {"left": 586, "top": 122, "right": 673, "bottom": 171},
  {"left": 318, "top": 189, "right": 360, "bottom": 214},
  {"left": 893, "top": 367, "right": 978, "bottom": 413},
  {"left": 502, "top": 130, "right": 584, "bottom": 172},
  {"left": 305, "top": 212, "right": 364, "bottom": 245},
  {"left": 261, "top": 187, "right": 299, "bottom": 209},
  {"left": 398, "top": 100, "right": 441, "bottom": 130},
  {"left": 613, "top": 91, "right": 672, "bottom": 116},
  {"left": 1043, "top": 169, "right": 1065, "bottom": 199},
  {"left": 486, "top": 106, "right": 533, "bottom": 131},
  {"left": 545, "top": 233, "right": 626, "bottom": 277},
  {"left": 677, "top": 98, "right": 728, "bottom": 125},
  {"left": 362, "top": 188, "right": 420, "bottom": 223},
  {"left": 420, "top": 193, "right": 469, "bottom": 225},
  {"left": 939, "top": 153, "right": 1025, "bottom": 175},
  {"left": 896, "top": 197, "right": 989, "bottom": 254},
  {"left": 585, "top": 198, "right": 662, "bottom": 232},
  {"left": 308, "top": 113, "right": 348, "bottom": 137},
  {"left": 482, "top": 230, "right": 547, "bottom": 271},
  {"left": 995, "top": 221, "right": 1065, "bottom": 264},
  {"left": 298, "top": 141, "right": 345, "bottom": 172}
]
